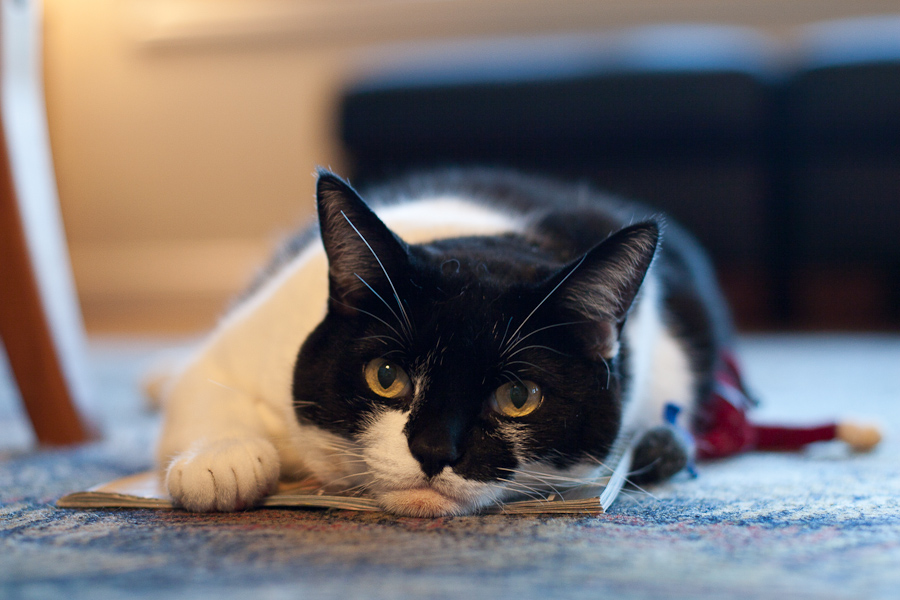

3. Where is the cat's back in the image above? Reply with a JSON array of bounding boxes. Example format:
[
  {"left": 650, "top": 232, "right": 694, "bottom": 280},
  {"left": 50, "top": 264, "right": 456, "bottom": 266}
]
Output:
[{"left": 365, "top": 168, "right": 645, "bottom": 249}]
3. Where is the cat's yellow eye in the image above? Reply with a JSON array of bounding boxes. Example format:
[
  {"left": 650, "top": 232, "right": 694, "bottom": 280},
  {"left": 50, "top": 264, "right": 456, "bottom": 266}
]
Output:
[
  {"left": 491, "top": 381, "right": 543, "bottom": 418},
  {"left": 364, "top": 358, "right": 412, "bottom": 399}
]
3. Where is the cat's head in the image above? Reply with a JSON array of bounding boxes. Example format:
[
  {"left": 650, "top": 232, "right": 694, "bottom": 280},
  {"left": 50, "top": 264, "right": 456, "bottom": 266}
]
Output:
[{"left": 292, "top": 171, "right": 658, "bottom": 516}]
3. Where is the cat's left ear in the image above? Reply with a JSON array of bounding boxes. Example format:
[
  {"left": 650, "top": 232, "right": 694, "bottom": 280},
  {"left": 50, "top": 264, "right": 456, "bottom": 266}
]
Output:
[
  {"left": 315, "top": 170, "right": 410, "bottom": 314},
  {"left": 550, "top": 222, "right": 659, "bottom": 358}
]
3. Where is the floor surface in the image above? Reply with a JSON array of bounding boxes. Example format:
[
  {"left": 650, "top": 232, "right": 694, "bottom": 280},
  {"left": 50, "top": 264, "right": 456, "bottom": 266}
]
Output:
[{"left": 2, "top": 334, "right": 899, "bottom": 599}]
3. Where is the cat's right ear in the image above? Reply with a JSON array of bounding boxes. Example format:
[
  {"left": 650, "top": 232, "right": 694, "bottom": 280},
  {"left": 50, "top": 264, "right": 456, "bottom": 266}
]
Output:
[
  {"left": 550, "top": 221, "right": 660, "bottom": 359},
  {"left": 315, "top": 170, "right": 410, "bottom": 315}
]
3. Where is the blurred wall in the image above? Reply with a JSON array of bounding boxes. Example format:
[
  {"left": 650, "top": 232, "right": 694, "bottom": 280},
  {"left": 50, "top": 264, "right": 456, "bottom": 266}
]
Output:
[
  {"left": 42, "top": 0, "right": 900, "bottom": 333},
  {"left": 44, "top": 0, "right": 350, "bottom": 332}
]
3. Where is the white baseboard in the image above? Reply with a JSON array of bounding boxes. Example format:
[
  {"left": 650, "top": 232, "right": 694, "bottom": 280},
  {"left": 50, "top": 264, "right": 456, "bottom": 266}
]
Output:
[{"left": 126, "top": 0, "right": 900, "bottom": 50}]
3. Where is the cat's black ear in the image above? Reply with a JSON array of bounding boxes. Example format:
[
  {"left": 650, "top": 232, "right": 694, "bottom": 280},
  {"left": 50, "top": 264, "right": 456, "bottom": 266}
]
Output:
[
  {"left": 551, "top": 222, "right": 659, "bottom": 358},
  {"left": 316, "top": 169, "right": 410, "bottom": 314}
]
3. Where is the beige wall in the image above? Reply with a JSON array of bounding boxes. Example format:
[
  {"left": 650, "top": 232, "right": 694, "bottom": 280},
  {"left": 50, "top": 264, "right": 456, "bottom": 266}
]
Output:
[
  {"left": 43, "top": 0, "right": 900, "bottom": 333},
  {"left": 44, "top": 0, "right": 352, "bottom": 332}
]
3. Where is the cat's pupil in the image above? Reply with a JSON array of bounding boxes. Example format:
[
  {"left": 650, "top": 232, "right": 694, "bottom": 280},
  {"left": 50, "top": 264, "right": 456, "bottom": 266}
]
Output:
[
  {"left": 377, "top": 363, "right": 397, "bottom": 390},
  {"left": 509, "top": 383, "right": 528, "bottom": 409}
]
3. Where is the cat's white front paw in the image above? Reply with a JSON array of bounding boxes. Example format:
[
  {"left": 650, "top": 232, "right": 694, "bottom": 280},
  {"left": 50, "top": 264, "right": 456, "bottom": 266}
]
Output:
[{"left": 165, "top": 437, "right": 280, "bottom": 512}]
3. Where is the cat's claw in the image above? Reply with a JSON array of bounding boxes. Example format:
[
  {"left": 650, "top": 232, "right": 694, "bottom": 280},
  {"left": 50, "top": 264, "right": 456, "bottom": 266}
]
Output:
[{"left": 165, "top": 437, "right": 280, "bottom": 512}]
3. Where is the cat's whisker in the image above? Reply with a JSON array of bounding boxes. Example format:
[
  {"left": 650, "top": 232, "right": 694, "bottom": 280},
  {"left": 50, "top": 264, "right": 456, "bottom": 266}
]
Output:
[
  {"left": 328, "top": 448, "right": 366, "bottom": 460},
  {"left": 312, "top": 469, "right": 375, "bottom": 493},
  {"left": 325, "top": 451, "right": 369, "bottom": 462},
  {"left": 503, "top": 485, "right": 560, "bottom": 503},
  {"left": 503, "top": 256, "right": 588, "bottom": 355},
  {"left": 501, "top": 369, "right": 527, "bottom": 388},
  {"left": 309, "top": 442, "right": 366, "bottom": 457},
  {"left": 319, "top": 442, "right": 362, "bottom": 453},
  {"left": 500, "top": 467, "right": 587, "bottom": 488},
  {"left": 313, "top": 436, "right": 354, "bottom": 448},
  {"left": 331, "top": 297, "right": 407, "bottom": 345},
  {"left": 354, "top": 273, "right": 412, "bottom": 344},
  {"left": 499, "top": 315, "right": 514, "bottom": 351},
  {"left": 504, "top": 344, "right": 571, "bottom": 360},
  {"left": 498, "top": 464, "right": 623, "bottom": 501},
  {"left": 580, "top": 453, "right": 625, "bottom": 474},
  {"left": 487, "top": 485, "right": 524, "bottom": 514},
  {"left": 580, "top": 453, "right": 660, "bottom": 500},
  {"left": 358, "top": 334, "right": 405, "bottom": 347},
  {"left": 356, "top": 479, "right": 379, "bottom": 494},
  {"left": 497, "top": 468, "right": 566, "bottom": 498},
  {"left": 618, "top": 487, "right": 655, "bottom": 501},
  {"left": 344, "top": 476, "right": 383, "bottom": 498},
  {"left": 493, "top": 479, "right": 551, "bottom": 501},
  {"left": 507, "top": 467, "right": 605, "bottom": 486},
  {"left": 623, "top": 476, "right": 661, "bottom": 501},
  {"left": 489, "top": 485, "right": 513, "bottom": 505},
  {"left": 484, "top": 497, "right": 510, "bottom": 515},
  {"left": 501, "top": 320, "right": 586, "bottom": 358},
  {"left": 328, "top": 478, "right": 377, "bottom": 497},
  {"left": 321, "top": 446, "right": 367, "bottom": 459},
  {"left": 598, "top": 354, "right": 612, "bottom": 389},
  {"left": 502, "top": 254, "right": 587, "bottom": 356},
  {"left": 340, "top": 211, "right": 415, "bottom": 340},
  {"left": 504, "top": 360, "right": 550, "bottom": 374},
  {"left": 312, "top": 441, "right": 351, "bottom": 453}
]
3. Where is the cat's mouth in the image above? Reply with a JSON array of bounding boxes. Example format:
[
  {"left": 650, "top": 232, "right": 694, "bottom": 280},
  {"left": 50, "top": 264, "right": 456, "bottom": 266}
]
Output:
[{"left": 375, "top": 485, "right": 475, "bottom": 517}]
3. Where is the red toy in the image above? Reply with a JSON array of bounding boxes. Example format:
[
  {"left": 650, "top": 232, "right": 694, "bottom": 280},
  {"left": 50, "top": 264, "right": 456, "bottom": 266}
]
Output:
[{"left": 693, "top": 351, "right": 880, "bottom": 460}]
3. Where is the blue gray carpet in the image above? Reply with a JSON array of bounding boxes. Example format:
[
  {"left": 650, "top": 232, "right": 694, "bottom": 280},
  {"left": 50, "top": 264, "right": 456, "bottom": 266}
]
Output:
[{"left": 2, "top": 334, "right": 899, "bottom": 600}]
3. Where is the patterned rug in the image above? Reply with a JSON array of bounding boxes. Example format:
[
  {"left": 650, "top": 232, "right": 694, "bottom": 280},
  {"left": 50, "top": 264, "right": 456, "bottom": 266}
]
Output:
[{"left": 2, "top": 335, "right": 899, "bottom": 600}]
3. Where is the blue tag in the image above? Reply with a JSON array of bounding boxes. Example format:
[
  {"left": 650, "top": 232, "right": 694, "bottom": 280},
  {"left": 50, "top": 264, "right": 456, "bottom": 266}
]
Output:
[{"left": 664, "top": 402, "right": 698, "bottom": 478}]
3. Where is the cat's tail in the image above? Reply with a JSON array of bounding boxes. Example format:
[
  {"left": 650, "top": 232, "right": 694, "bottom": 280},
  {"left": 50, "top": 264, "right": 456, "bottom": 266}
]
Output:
[
  {"left": 142, "top": 368, "right": 170, "bottom": 411},
  {"left": 141, "top": 351, "right": 189, "bottom": 410}
]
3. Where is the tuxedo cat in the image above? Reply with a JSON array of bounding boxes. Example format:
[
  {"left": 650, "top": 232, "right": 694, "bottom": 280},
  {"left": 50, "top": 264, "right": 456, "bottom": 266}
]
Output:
[{"left": 157, "top": 168, "right": 732, "bottom": 516}]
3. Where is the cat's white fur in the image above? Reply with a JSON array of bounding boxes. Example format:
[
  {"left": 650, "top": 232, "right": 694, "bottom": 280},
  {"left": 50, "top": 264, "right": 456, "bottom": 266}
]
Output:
[{"left": 157, "top": 197, "right": 693, "bottom": 515}]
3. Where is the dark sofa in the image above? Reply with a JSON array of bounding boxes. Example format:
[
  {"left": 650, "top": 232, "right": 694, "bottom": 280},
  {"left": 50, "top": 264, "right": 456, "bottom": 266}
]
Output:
[{"left": 338, "top": 18, "right": 900, "bottom": 330}]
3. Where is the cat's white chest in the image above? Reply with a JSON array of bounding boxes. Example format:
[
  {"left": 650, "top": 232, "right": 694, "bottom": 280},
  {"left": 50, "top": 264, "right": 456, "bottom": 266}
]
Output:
[{"left": 620, "top": 274, "right": 695, "bottom": 432}]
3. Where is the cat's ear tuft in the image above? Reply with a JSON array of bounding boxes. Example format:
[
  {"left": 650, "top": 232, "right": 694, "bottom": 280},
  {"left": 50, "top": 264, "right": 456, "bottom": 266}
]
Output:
[
  {"left": 554, "top": 222, "right": 660, "bottom": 358},
  {"left": 315, "top": 170, "right": 409, "bottom": 314}
]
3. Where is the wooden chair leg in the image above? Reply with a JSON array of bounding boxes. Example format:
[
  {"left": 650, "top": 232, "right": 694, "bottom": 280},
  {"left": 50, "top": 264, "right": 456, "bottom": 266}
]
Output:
[{"left": 0, "top": 125, "right": 93, "bottom": 446}]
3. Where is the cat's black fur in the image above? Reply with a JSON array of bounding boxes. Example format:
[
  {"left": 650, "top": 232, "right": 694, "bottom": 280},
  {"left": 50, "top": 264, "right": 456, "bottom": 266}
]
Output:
[{"left": 291, "top": 168, "right": 732, "bottom": 490}]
